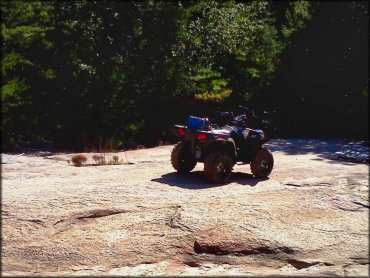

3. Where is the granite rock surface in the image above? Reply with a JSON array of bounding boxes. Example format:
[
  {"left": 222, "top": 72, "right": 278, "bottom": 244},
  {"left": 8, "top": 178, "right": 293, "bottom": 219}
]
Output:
[{"left": 1, "top": 139, "right": 369, "bottom": 276}]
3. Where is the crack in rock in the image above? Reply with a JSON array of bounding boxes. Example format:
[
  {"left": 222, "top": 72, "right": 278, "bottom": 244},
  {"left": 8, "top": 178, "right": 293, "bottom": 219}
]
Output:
[
  {"left": 286, "top": 259, "right": 335, "bottom": 270},
  {"left": 52, "top": 219, "right": 64, "bottom": 227},
  {"left": 52, "top": 208, "right": 138, "bottom": 229},
  {"left": 19, "top": 218, "right": 44, "bottom": 223},
  {"left": 184, "top": 261, "right": 201, "bottom": 267},
  {"left": 52, "top": 205, "right": 182, "bottom": 231},
  {"left": 284, "top": 182, "right": 330, "bottom": 187},
  {"left": 277, "top": 246, "right": 295, "bottom": 254},
  {"left": 75, "top": 209, "right": 133, "bottom": 220},
  {"left": 16, "top": 218, "right": 47, "bottom": 228},
  {"left": 351, "top": 201, "right": 369, "bottom": 209},
  {"left": 287, "top": 259, "right": 321, "bottom": 270},
  {"left": 193, "top": 240, "right": 285, "bottom": 256}
]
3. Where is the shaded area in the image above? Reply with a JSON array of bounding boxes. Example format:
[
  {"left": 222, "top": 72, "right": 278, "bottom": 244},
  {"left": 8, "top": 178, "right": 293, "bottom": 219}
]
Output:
[
  {"left": 266, "top": 138, "right": 344, "bottom": 155},
  {"left": 265, "top": 138, "right": 369, "bottom": 164},
  {"left": 151, "top": 171, "right": 264, "bottom": 189},
  {"left": 257, "top": 1, "right": 368, "bottom": 139}
]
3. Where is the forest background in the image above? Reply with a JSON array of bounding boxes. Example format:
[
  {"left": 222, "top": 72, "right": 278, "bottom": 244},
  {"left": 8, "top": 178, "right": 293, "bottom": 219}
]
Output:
[{"left": 1, "top": 1, "right": 368, "bottom": 151}]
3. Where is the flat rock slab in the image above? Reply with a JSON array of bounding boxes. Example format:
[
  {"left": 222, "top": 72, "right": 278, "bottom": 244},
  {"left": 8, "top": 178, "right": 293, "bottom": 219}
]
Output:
[{"left": 1, "top": 139, "right": 369, "bottom": 276}]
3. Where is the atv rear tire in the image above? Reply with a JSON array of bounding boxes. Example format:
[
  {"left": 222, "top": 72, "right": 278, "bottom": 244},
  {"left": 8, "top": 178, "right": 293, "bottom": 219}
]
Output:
[
  {"left": 250, "top": 147, "right": 274, "bottom": 178},
  {"left": 171, "top": 141, "right": 197, "bottom": 173},
  {"left": 204, "top": 151, "right": 234, "bottom": 183}
]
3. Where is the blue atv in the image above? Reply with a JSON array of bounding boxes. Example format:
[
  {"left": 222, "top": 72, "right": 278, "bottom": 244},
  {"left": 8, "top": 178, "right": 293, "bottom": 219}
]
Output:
[{"left": 171, "top": 106, "right": 274, "bottom": 183}]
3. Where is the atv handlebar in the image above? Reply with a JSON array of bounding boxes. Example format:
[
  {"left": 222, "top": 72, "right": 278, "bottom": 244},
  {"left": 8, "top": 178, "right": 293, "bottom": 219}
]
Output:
[
  {"left": 213, "top": 105, "right": 276, "bottom": 134},
  {"left": 238, "top": 105, "right": 256, "bottom": 118}
]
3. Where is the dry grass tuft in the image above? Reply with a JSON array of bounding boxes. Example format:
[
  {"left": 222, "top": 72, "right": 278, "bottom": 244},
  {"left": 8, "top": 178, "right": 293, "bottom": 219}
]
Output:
[
  {"left": 93, "top": 155, "right": 105, "bottom": 165},
  {"left": 105, "top": 155, "right": 123, "bottom": 165},
  {"left": 112, "top": 155, "right": 119, "bottom": 164},
  {"left": 92, "top": 154, "right": 124, "bottom": 166},
  {"left": 71, "top": 155, "right": 88, "bottom": 167},
  {"left": 68, "top": 153, "right": 129, "bottom": 167}
]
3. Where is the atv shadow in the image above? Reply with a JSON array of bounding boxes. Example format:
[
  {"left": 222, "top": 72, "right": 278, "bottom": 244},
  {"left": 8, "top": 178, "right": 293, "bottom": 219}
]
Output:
[{"left": 151, "top": 171, "right": 265, "bottom": 189}]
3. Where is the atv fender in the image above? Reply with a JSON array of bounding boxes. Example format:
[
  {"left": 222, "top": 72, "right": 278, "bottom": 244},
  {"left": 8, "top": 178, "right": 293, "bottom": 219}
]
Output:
[
  {"left": 226, "top": 138, "right": 237, "bottom": 159},
  {"left": 203, "top": 138, "right": 237, "bottom": 161}
]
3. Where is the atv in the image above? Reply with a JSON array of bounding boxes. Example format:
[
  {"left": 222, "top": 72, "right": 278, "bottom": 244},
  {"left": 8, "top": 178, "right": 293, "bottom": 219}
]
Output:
[{"left": 170, "top": 106, "right": 274, "bottom": 183}]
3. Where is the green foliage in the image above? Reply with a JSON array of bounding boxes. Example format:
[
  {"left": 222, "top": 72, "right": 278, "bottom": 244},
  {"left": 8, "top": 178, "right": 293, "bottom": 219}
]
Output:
[
  {"left": 195, "top": 88, "right": 232, "bottom": 102},
  {"left": 1, "top": 77, "right": 29, "bottom": 102},
  {"left": 0, "top": 1, "right": 313, "bottom": 148},
  {"left": 2, "top": 1, "right": 366, "bottom": 148},
  {"left": 172, "top": 1, "right": 312, "bottom": 101},
  {"left": 282, "top": 1, "right": 312, "bottom": 38},
  {"left": 1, "top": 1, "right": 55, "bottom": 145},
  {"left": 1, "top": 50, "right": 33, "bottom": 76}
]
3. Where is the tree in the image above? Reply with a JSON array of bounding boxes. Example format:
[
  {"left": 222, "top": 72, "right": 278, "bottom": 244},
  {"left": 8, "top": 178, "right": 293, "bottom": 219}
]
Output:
[
  {"left": 173, "top": 1, "right": 312, "bottom": 102},
  {"left": 1, "top": 1, "right": 55, "bottom": 146},
  {"left": 265, "top": 1, "right": 368, "bottom": 138},
  {"left": 1, "top": 1, "right": 318, "bottom": 149}
]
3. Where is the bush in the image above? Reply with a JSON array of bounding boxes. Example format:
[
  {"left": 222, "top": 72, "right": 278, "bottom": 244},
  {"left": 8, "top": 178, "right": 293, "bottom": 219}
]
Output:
[
  {"left": 69, "top": 153, "right": 123, "bottom": 167},
  {"left": 92, "top": 154, "right": 122, "bottom": 165},
  {"left": 112, "top": 155, "right": 119, "bottom": 164},
  {"left": 71, "top": 154, "right": 88, "bottom": 167},
  {"left": 92, "top": 154, "right": 105, "bottom": 165}
]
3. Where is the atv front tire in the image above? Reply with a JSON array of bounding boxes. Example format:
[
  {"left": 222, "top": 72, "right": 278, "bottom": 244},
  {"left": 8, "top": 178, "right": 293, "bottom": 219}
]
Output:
[
  {"left": 171, "top": 141, "right": 197, "bottom": 173},
  {"left": 250, "top": 148, "right": 274, "bottom": 178},
  {"left": 204, "top": 151, "right": 234, "bottom": 183}
]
